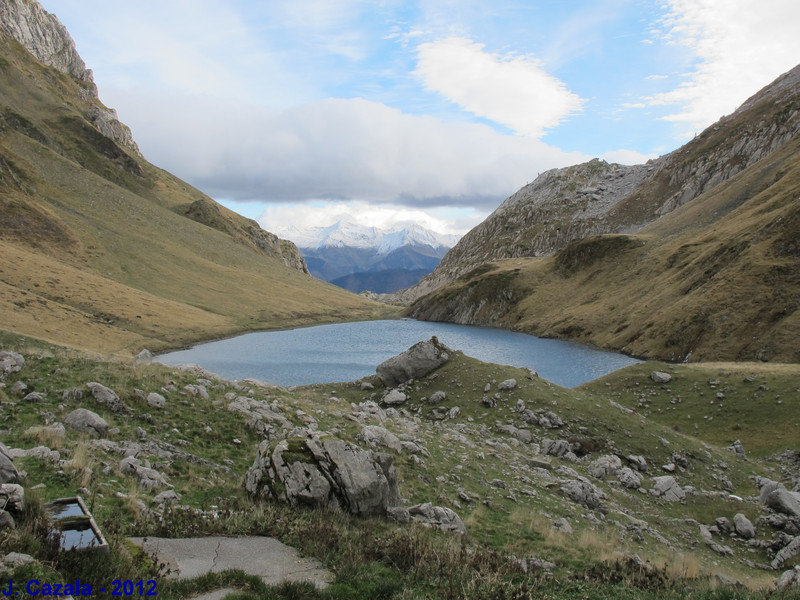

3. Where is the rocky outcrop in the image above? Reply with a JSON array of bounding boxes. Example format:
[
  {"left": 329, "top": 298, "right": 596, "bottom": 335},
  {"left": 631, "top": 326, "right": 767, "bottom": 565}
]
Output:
[
  {"left": 245, "top": 435, "right": 401, "bottom": 516},
  {"left": 400, "top": 65, "right": 800, "bottom": 306},
  {"left": 376, "top": 337, "right": 452, "bottom": 387},
  {"left": 0, "top": 351, "right": 25, "bottom": 379},
  {"left": 0, "top": 0, "right": 141, "bottom": 156}
]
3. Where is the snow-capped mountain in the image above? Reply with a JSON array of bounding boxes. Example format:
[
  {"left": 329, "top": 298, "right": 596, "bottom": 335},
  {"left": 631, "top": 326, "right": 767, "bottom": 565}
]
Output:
[
  {"left": 271, "top": 220, "right": 461, "bottom": 294},
  {"left": 276, "top": 220, "right": 460, "bottom": 256}
]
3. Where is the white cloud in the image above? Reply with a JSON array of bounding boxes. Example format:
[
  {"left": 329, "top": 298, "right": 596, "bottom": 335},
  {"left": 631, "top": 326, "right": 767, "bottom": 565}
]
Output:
[
  {"left": 258, "top": 201, "right": 487, "bottom": 237},
  {"left": 649, "top": 0, "right": 800, "bottom": 135},
  {"left": 414, "top": 36, "right": 585, "bottom": 137},
  {"left": 104, "top": 88, "right": 586, "bottom": 210}
]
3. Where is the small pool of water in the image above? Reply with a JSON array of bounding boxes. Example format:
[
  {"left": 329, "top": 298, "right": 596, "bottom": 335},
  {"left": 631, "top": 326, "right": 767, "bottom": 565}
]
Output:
[
  {"left": 58, "top": 525, "right": 100, "bottom": 550},
  {"left": 156, "top": 320, "right": 640, "bottom": 388},
  {"left": 49, "top": 502, "right": 84, "bottom": 520}
]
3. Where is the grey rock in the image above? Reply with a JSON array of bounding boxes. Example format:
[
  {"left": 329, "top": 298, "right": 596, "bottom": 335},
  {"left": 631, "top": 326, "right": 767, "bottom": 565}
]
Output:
[
  {"left": 561, "top": 480, "right": 606, "bottom": 510},
  {"left": 360, "top": 381, "right": 374, "bottom": 391},
  {"left": 407, "top": 502, "right": 467, "bottom": 535},
  {"left": 650, "top": 371, "right": 672, "bottom": 383},
  {"left": 650, "top": 476, "right": 685, "bottom": 502},
  {"left": 627, "top": 455, "right": 649, "bottom": 472},
  {"left": 376, "top": 337, "right": 452, "bottom": 387},
  {"left": 777, "top": 565, "right": 800, "bottom": 590},
  {"left": 616, "top": 467, "right": 644, "bottom": 489},
  {"left": 587, "top": 455, "right": 622, "bottom": 480},
  {"left": 553, "top": 517, "right": 573, "bottom": 535},
  {"left": 1, "top": 551, "right": 34, "bottom": 566},
  {"left": 10, "top": 380, "right": 28, "bottom": 394},
  {"left": 498, "top": 379, "right": 517, "bottom": 391},
  {"left": 429, "top": 390, "right": 447, "bottom": 404},
  {"left": 24, "top": 423, "right": 66, "bottom": 439},
  {"left": 134, "top": 349, "right": 153, "bottom": 364},
  {"left": 772, "top": 536, "right": 800, "bottom": 569},
  {"left": 228, "top": 396, "right": 293, "bottom": 429},
  {"left": 119, "top": 456, "right": 171, "bottom": 489},
  {"left": 0, "top": 443, "right": 20, "bottom": 484},
  {"left": 362, "top": 426, "right": 402, "bottom": 453},
  {"left": 64, "top": 408, "right": 109, "bottom": 438},
  {"left": 733, "top": 513, "right": 755, "bottom": 539},
  {"left": 382, "top": 389, "right": 408, "bottom": 406},
  {"left": 0, "top": 351, "right": 24, "bottom": 378},
  {"left": 715, "top": 517, "right": 733, "bottom": 534},
  {"left": 246, "top": 435, "right": 401, "bottom": 517},
  {"left": 0, "top": 483, "right": 24, "bottom": 514},
  {"left": 152, "top": 490, "right": 180, "bottom": 504},
  {"left": 0, "top": 510, "right": 15, "bottom": 530},
  {"left": 86, "top": 382, "right": 126, "bottom": 413},
  {"left": 765, "top": 487, "right": 800, "bottom": 517},
  {"left": 448, "top": 406, "right": 460, "bottom": 420},
  {"left": 726, "top": 439, "right": 746, "bottom": 457},
  {"left": 542, "top": 439, "right": 571, "bottom": 457},
  {"left": 146, "top": 392, "right": 166, "bottom": 409},
  {"left": 22, "top": 391, "right": 45, "bottom": 402}
]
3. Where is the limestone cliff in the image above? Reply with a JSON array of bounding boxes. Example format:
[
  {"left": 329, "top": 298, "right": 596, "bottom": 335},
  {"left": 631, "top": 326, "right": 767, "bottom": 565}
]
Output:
[
  {"left": 399, "top": 64, "right": 800, "bottom": 304},
  {"left": 0, "top": 0, "right": 141, "bottom": 156}
]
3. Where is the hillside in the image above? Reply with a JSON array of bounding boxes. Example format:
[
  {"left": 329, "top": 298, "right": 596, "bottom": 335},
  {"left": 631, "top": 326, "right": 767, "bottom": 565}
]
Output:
[
  {"left": 0, "top": 1, "right": 390, "bottom": 356},
  {"left": 407, "top": 65, "right": 800, "bottom": 363},
  {"left": 3, "top": 333, "right": 800, "bottom": 597},
  {"left": 399, "top": 64, "right": 800, "bottom": 304}
]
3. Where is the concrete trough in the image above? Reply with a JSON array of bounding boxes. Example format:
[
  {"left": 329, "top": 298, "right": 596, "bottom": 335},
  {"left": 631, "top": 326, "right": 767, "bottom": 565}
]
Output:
[{"left": 47, "top": 496, "right": 108, "bottom": 554}]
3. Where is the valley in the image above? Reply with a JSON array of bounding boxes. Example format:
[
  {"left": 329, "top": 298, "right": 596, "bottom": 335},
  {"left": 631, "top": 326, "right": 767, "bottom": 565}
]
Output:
[{"left": 2, "top": 1, "right": 800, "bottom": 598}]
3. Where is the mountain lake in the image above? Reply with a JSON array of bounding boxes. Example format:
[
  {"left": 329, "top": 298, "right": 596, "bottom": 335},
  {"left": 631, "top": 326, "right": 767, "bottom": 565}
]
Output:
[{"left": 155, "top": 319, "right": 641, "bottom": 388}]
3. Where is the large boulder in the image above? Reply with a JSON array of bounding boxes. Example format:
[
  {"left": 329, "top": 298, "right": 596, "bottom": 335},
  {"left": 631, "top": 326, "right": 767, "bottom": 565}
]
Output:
[
  {"left": 388, "top": 503, "right": 467, "bottom": 535},
  {"left": 246, "top": 435, "right": 401, "bottom": 516},
  {"left": 86, "top": 382, "right": 126, "bottom": 413},
  {"left": 0, "top": 443, "right": 20, "bottom": 485},
  {"left": 376, "top": 337, "right": 452, "bottom": 387},
  {"left": 764, "top": 485, "right": 800, "bottom": 517},
  {"left": 64, "top": 408, "right": 109, "bottom": 438},
  {"left": 650, "top": 476, "right": 685, "bottom": 502},
  {"left": 561, "top": 480, "right": 606, "bottom": 511},
  {"left": 0, "top": 351, "right": 24, "bottom": 379}
]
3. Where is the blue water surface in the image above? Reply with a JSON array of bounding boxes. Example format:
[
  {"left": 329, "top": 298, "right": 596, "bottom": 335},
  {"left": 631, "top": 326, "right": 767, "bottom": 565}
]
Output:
[{"left": 155, "top": 319, "right": 640, "bottom": 388}]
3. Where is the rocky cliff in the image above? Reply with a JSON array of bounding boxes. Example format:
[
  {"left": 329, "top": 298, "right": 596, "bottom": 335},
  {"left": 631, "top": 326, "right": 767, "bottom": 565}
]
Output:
[
  {"left": 399, "top": 64, "right": 800, "bottom": 304},
  {"left": 0, "top": 0, "right": 141, "bottom": 156}
]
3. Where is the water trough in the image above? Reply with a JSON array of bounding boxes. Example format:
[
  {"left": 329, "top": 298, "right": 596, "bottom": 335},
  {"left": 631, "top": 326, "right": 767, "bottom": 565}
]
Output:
[{"left": 47, "top": 496, "right": 108, "bottom": 553}]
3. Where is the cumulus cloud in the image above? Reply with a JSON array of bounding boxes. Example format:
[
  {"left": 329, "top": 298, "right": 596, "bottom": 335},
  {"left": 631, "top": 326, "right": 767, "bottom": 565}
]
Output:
[
  {"left": 104, "top": 88, "right": 586, "bottom": 210},
  {"left": 649, "top": 0, "right": 800, "bottom": 135},
  {"left": 414, "top": 37, "right": 585, "bottom": 137}
]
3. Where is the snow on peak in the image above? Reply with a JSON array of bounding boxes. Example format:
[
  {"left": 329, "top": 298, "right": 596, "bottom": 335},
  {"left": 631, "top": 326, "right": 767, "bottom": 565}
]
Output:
[{"left": 275, "top": 219, "right": 460, "bottom": 254}]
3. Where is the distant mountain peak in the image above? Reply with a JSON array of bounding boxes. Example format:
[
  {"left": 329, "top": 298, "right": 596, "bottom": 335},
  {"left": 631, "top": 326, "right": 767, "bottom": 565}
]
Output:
[{"left": 274, "top": 219, "right": 461, "bottom": 255}]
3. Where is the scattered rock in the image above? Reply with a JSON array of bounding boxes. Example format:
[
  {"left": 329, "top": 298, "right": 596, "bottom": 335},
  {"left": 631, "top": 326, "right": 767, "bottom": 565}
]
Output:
[
  {"left": 561, "top": 480, "right": 606, "bottom": 510},
  {"left": 134, "top": 349, "right": 153, "bottom": 364},
  {"left": 764, "top": 486, "right": 800, "bottom": 517},
  {"left": 0, "top": 443, "right": 20, "bottom": 484},
  {"left": 382, "top": 389, "right": 407, "bottom": 406},
  {"left": 360, "top": 381, "right": 374, "bottom": 391},
  {"left": 24, "top": 423, "right": 66, "bottom": 439},
  {"left": 86, "top": 382, "right": 126, "bottom": 413},
  {"left": 9, "top": 380, "right": 27, "bottom": 394},
  {"left": 587, "top": 455, "right": 622, "bottom": 480},
  {"left": 773, "top": 536, "right": 800, "bottom": 570},
  {"left": 119, "top": 456, "right": 171, "bottom": 489},
  {"left": 22, "top": 391, "right": 45, "bottom": 402},
  {"left": 616, "top": 467, "right": 644, "bottom": 489},
  {"left": 726, "top": 440, "right": 746, "bottom": 457},
  {"left": 146, "top": 392, "right": 167, "bottom": 409},
  {"left": 0, "top": 483, "right": 24, "bottom": 514},
  {"left": 542, "top": 439, "right": 572, "bottom": 458},
  {"left": 362, "top": 425, "right": 402, "bottom": 453},
  {"left": 64, "top": 408, "right": 109, "bottom": 438},
  {"left": 650, "top": 371, "right": 672, "bottom": 384},
  {"left": 498, "top": 379, "right": 517, "bottom": 391},
  {"left": 733, "top": 513, "right": 755, "bottom": 539},
  {"left": 650, "top": 476, "right": 685, "bottom": 502},
  {"left": 246, "top": 435, "right": 401, "bottom": 517},
  {"left": 152, "top": 490, "right": 180, "bottom": 504},
  {"left": 553, "top": 517, "right": 573, "bottom": 535},
  {"left": 376, "top": 337, "right": 452, "bottom": 387},
  {"left": 1, "top": 552, "right": 34, "bottom": 567},
  {"left": 0, "top": 509, "right": 14, "bottom": 530},
  {"left": 777, "top": 565, "right": 800, "bottom": 590},
  {"left": 0, "top": 351, "right": 24, "bottom": 378},
  {"left": 627, "top": 455, "right": 649, "bottom": 472},
  {"left": 390, "top": 503, "right": 467, "bottom": 535},
  {"left": 429, "top": 390, "right": 447, "bottom": 404}
]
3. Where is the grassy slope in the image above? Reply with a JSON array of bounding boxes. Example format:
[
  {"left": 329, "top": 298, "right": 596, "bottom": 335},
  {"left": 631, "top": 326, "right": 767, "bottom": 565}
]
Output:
[
  {"left": 409, "top": 132, "right": 800, "bottom": 363},
  {"left": 2, "top": 334, "right": 799, "bottom": 597},
  {"left": 0, "top": 35, "right": 394, "bottom": 356}
]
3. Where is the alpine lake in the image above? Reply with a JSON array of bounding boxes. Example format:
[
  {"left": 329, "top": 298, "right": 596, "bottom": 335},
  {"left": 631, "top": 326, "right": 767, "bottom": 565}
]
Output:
[{"left": 156, "top": 319, "right": 641, "bottom": 388}]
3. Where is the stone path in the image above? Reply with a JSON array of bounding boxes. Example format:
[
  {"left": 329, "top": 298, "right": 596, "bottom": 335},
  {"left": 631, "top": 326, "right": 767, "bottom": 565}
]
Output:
[{"left": 128, "top": 536, "right": 332, "bottom": 599}]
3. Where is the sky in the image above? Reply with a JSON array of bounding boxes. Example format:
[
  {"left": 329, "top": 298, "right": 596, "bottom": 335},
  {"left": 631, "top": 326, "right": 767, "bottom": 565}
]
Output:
[{"left": 42, "top": 0, "right": 800, "bottom": 238}]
